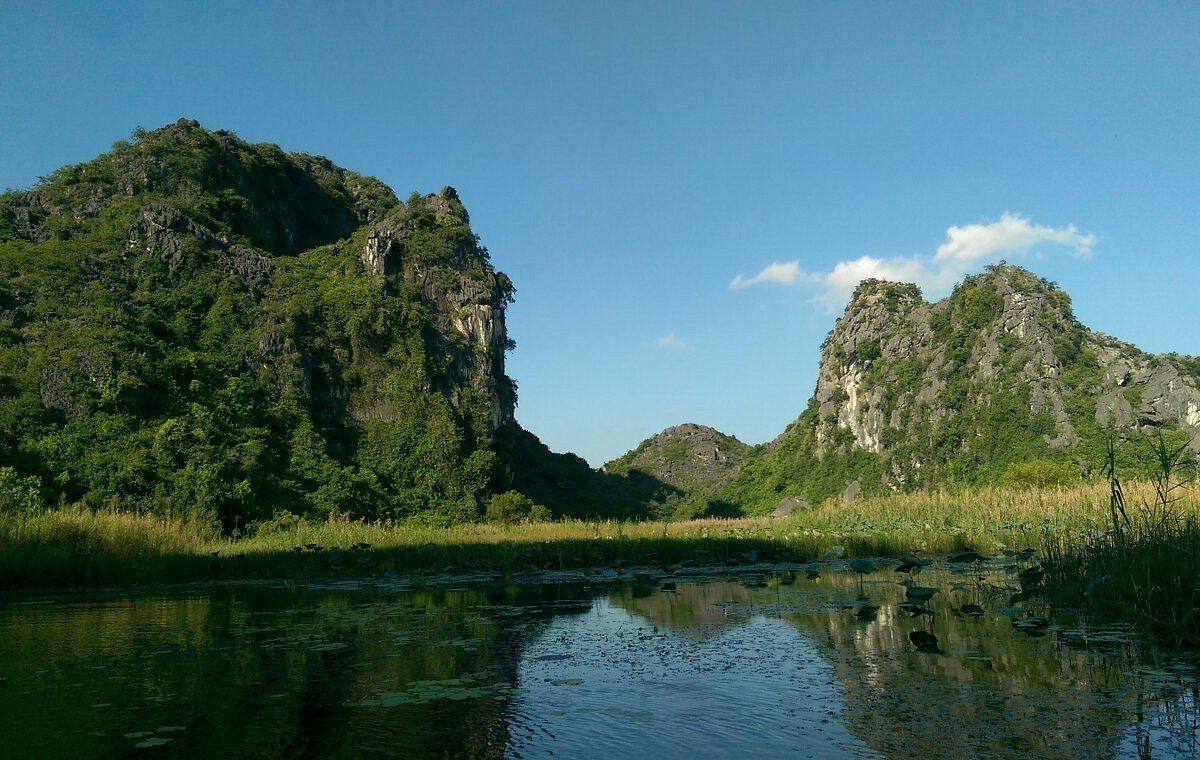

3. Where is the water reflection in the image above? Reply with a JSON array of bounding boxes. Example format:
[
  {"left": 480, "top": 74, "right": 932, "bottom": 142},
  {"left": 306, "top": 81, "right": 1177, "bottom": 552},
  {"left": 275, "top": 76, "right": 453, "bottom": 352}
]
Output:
[{"left": 0, "top": 566, "right": 1196, "bottom": 758}]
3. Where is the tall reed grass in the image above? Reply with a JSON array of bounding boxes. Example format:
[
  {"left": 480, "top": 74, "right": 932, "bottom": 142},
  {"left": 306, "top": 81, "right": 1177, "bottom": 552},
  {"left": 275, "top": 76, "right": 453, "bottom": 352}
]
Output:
[
  {"left": 1044, "top": 437, "right": 1200, "bottom": 646},
  {"left": 4, "top": 481, "right": 1189, "bottom": 593}
]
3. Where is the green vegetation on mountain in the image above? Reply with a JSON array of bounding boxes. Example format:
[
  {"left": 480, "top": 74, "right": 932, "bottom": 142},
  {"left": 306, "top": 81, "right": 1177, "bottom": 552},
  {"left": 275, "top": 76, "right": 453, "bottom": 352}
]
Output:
[
  {"left": 719, "top": 265, "right": 1200, "bottom": 514},
  {"left": 3, "top": 122, "right": 1197, "bottom": 532},
  {"left": 603, "top": 423, "right": 752, "bottom": 519},
  {"left": 0, "top": 120, "right": 645, "bottom": 529}
]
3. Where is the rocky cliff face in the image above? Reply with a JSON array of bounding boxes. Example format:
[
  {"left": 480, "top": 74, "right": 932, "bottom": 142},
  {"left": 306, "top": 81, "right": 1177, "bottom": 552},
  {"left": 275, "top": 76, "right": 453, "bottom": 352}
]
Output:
[
  {"left": 1090, "top": 337, "right": 1200, "bottom": 434},
  {"left": 596, "top": 264, "right": 1200, "bottom": 516},
  {"left": 355, "top": 189, "right": 515, "bottom": 433},
  {"left": 809, "top": 265, "right": 1200, "bottom": 466},
  {"left": 721, "top": 264, "right": 1200, "bottom": 510}
]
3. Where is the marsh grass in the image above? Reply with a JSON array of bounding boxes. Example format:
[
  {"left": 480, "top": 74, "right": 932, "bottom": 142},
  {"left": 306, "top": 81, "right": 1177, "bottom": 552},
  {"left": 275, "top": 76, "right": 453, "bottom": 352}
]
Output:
[
  {"left": 0, "top": 508, "right": 221, "bottom": 589},
  {"left": 3, "top": 481, "right": 1197, "bottom": 617},
  {"left": 1044, "top": 438, "right": 1200, "bottom": 647},
  {"left": 1044, "top": 511, "right": 1200, "bottom": 647}
]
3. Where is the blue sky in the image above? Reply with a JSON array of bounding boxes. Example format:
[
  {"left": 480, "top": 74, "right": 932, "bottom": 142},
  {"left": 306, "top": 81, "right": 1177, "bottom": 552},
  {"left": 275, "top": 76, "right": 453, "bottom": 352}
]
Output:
[{"left": 2, "top": 2, "right": 1198, "bottom": 465}]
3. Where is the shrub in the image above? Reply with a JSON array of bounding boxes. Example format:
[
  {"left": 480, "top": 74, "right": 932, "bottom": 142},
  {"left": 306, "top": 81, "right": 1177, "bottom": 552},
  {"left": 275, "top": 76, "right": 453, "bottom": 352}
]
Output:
[
  {"left": 0, "top": 467, "right": 43, "bottom": 513},
  {"left": 485, "top": 491, "right": 546, "bottom": 524},
  {"left": 853, "top": 341, "right": 882, "bottom": 363},
  {"left": 252, "top": 510, "right": 305, "bottom": 536},
  {"left": 1002, "top": 459, "right": 1078, "bottom": 489}
]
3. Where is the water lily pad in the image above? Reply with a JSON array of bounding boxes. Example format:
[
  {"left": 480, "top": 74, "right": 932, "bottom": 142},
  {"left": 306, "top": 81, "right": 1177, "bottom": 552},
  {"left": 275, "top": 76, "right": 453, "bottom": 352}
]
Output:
[
  {"left": 355, "top": 678, "right": 511, "bottom": 707},
  {"left": 948, "top": 551, "right": 985, "bottom": 564},
  {"left": 905, "top": 586, "right": 938, "bottom": 601},
  {"left": 309, "top": 642, "right": 349, "bottom": 652},
  {"left": 134, "top": 737, "right": 173, "bottom": 748}
]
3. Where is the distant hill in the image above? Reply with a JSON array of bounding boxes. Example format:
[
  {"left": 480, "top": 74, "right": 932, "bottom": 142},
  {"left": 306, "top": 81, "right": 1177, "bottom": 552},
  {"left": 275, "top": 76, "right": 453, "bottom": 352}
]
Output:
[{"left": 603, "top": 424, "right": 752, "bottom": 518}]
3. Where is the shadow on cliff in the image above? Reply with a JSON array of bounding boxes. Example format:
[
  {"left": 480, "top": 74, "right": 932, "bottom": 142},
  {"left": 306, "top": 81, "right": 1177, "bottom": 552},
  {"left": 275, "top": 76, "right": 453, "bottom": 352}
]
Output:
[{"left": 497, "top": 424, "right": 687, "bottom": 519}]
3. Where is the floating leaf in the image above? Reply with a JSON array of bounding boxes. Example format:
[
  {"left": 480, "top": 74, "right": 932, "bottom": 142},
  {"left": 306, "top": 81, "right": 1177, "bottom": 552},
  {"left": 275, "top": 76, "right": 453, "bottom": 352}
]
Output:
[
  {"left": 849, "top": 559, "right": 877, "bottom": 575},
  {"left": 309, "top": 642, "right": 349, "bottom": 652},
  {"left": 948, "top": 551, "right": 985, "bottom": 564},
  {"left": 909, "top": 631, "right": 942, "bottom": 653},
  {"left": 355, "top": 679, "right": 511, "bottom": 707},
  {"left": 134, "top": 737, "right": 173, "bottom": 749}
]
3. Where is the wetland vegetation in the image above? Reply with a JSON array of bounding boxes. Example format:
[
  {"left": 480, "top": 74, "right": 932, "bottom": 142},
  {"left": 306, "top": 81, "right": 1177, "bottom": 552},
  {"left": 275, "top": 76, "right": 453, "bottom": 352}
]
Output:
[
  {"left": 0, "top": 481, "right": 1149, "bottom": 587},
  {"left": 4, "top": 479, "right": 1198, "bottom": 650}
]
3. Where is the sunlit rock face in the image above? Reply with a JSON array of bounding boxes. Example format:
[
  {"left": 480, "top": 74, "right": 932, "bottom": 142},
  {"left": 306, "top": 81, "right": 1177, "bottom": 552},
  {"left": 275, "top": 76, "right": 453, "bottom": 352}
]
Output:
[
  {"left": 719, "top": 263, "right": 1200, "bottom": 506},
  {"left": 358, "top": 190, "right": 516, "bottom": 433},
  {"left": 811, "top": 267, "right": 1088, "bottom": 457},
  {"left": 1091, "top": 338, "right": 1200, "bottom": 442},
  {"left": 632, "top": 264, "right": 1200, "bottom": 511}
]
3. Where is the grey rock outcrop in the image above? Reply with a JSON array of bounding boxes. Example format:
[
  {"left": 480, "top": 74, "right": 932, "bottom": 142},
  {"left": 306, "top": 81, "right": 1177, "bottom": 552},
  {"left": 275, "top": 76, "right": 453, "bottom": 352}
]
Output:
[
  {"left": 352, "top": 189, "right": 515, "bottom": 433},
  {"left": 803, "top": 264, "right": 1200, "bottom": 489},
  {"left": 771, "top": 496, "right": 813, "bottom": 517},
  {"left": 127, "top": 201, "right": 275, "bottom": 294}
]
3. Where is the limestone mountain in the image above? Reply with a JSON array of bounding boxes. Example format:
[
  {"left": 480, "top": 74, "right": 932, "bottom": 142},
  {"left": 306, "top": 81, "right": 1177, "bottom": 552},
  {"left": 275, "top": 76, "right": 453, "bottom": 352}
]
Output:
[
  {"left": 603, "top": 424, "right": 753, "bottom": 518},
  {"left": 723, "top": 264, "right": 1200, "bottom": 513},
  {"left": 0, "top": 119, "right": 632, "bottom": 526}
]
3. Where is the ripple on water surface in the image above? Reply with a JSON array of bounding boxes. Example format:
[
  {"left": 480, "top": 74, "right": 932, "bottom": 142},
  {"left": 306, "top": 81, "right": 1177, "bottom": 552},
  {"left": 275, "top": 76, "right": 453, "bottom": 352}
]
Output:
[{"left": 508, "top": 598, "right": 876, "bottom": 757}]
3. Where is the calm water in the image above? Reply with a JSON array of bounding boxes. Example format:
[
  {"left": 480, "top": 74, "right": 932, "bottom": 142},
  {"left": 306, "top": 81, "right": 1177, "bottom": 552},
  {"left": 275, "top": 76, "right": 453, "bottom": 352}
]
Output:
[{"left": 1, "top": 563, "right": 1198, "bottom": 758}]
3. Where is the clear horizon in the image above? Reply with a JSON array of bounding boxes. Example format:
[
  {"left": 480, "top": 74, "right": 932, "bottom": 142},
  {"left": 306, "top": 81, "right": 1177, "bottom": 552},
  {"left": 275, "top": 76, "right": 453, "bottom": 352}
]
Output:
[{"left": 3, "top": 2, "right": 1198, "bottom": 465}]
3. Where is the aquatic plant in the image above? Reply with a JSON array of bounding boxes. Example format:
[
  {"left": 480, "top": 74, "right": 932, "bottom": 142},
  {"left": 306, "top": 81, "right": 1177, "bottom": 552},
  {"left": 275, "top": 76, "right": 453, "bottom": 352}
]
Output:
[{"left": 1044, "top": 434, "right": 1200, "bottom": 646}]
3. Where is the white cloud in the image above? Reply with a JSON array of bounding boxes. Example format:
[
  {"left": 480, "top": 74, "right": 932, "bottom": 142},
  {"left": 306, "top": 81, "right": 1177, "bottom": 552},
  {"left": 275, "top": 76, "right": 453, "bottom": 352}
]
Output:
[
  {"left": 729, "top": 260, "right": 809, "bottom": 289},
  {"left": 933, "top": 213, "right": 1096, "bottom": 267},
  {"left": 651, "top": 332, "right": 689, "bottom": 351},
  {"left": 729, "top": 213, "right": 1097, "bottom": 311}
]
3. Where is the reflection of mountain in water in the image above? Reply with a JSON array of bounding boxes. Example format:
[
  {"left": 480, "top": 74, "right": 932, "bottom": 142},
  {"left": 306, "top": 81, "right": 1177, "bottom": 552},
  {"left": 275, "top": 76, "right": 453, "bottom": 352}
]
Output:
[
  {"left": 608, "top": 581, "right": 751, "bottom": 640},
  {"left": 0, "top": 583, "right": 592, "bottom": 758},
  {"left": 779, "top": 582, "right": 1135, "bottom": 757},
  {"left": 2, "top": 572, "right": 1195, "bottom": 758},
  {"left": 599, "top": 569, "right": 1196, "bottom": 759}
]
